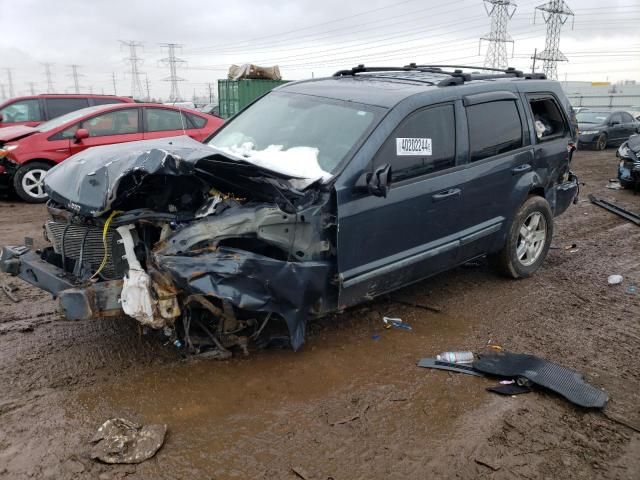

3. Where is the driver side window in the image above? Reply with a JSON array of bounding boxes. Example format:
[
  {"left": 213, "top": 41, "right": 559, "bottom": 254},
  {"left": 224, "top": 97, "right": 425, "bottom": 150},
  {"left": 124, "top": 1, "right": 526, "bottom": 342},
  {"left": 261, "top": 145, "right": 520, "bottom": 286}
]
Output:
[{"left": 374, "top": 104, "right": 456, "bottom": 182}]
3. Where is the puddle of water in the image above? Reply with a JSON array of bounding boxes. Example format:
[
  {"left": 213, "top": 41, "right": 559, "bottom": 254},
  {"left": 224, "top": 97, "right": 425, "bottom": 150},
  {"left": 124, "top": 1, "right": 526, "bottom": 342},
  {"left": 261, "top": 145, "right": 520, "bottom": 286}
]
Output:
[{"left": 74, "top": 309, "right": 489, "bottom": 474}]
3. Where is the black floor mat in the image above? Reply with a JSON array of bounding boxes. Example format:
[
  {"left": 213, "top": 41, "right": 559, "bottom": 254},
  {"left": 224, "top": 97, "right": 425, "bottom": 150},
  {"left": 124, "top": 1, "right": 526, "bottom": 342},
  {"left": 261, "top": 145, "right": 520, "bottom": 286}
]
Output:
[{"left": 474, "top": 351, "right": 608, "bottom": 408}]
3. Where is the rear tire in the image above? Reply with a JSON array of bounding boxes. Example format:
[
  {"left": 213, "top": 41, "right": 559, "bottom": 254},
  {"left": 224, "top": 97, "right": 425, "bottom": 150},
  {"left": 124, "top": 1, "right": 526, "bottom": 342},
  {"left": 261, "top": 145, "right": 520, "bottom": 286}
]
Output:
[
  {"left": 13, "top": 162, "right": 51, "bottom": 203},
  {"left": 490, "top": 196, "right": 553, "bottom": 279},
  {"left": 596, "top": 133, "right": 608, "bottom": 151}
]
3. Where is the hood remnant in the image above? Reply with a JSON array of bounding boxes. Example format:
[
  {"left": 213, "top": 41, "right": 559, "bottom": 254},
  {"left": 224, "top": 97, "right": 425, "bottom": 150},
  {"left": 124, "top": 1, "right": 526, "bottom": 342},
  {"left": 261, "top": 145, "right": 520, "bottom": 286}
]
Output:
[
  {"left": 90, "top": 418, "right": 167, "bottom": 464},
  {"left": 44, "top": 135, "right": 310, "bottom": 217}
]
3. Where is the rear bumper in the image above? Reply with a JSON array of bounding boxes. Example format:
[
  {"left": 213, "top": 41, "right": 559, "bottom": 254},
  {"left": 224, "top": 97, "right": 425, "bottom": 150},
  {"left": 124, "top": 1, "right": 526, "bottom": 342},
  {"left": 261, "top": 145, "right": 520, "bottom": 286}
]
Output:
[
  {"left": 553, "top": 173, "right": 579, "bottom": 217},
  {"left": 0, "top": 245, "right": 124, "bottom": 320}
]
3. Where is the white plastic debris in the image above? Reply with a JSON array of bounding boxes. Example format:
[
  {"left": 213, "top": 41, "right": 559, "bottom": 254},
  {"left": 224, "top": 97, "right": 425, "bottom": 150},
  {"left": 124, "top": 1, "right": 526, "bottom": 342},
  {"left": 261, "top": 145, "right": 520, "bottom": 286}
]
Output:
[{"left": 608, "top": 275, "right": 623, "bottom": 285}]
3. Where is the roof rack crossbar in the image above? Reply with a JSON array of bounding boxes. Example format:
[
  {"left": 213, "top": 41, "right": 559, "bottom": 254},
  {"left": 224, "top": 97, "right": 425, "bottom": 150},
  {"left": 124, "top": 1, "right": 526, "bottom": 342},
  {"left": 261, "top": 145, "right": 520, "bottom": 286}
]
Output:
[{"left": 408, "top": 64, "right": 524, "bottom": 77}]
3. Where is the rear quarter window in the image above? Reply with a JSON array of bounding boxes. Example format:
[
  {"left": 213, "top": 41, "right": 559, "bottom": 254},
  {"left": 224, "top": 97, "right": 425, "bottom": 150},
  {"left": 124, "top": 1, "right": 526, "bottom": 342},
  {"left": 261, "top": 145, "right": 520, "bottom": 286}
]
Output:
[{"left": 186, "top": 112, "right": 207, "bottom": 128}]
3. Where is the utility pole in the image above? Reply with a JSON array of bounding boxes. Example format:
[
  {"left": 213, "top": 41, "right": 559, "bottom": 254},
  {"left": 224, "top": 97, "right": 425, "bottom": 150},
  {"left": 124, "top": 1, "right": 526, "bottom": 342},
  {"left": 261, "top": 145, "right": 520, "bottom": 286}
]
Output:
[
  {"left": 28, "top": 82, "right": 37, "bottom": 95},
  {"left": 121, "top": 40, "right": 145, "bottom": 99},
  {"left": 42, "top": 63, "right": 55, "bottom": 93},
  {"left": 532, "top": 0, "right": 574, "bottom": 80},
  {"left": 5, "top": 69, "right": 15, "bottom": 98},
  {"left": 159, "top": 43, "right": 186, "bottom": 102},
  {"left": 206, "top": 82, "right": 215, "bottom": 103},
  {"left": 145, "top": 74, "right": 151, "bottom": 101},
  {"left": 111, "top": 72, "right": 118, "bottom": 95},
  {"left": 89, "top": 85, "right": 94, "bottom": 94},
  {"left": 480, "top": 0, "right": 517, "bottom": 69},
  {"left": 531, "top": 48, "right": 538, "bottom": 72},
  {"left": 68, "top": 64, "right": 83, "bottom": 93}
]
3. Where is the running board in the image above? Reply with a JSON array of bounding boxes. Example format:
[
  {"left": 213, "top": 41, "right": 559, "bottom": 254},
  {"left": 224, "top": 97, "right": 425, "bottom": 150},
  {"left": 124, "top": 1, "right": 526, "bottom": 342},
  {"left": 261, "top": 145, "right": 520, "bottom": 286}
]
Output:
[{"left": 589, "top": 194, "right": 640, "bottom": 226}]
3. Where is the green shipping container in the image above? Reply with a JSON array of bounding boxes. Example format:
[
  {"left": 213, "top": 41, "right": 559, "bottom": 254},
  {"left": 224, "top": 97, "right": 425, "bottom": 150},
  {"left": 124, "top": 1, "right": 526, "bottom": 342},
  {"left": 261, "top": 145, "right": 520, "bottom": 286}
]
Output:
[{"left": 218, "top": 79, "right": 289, "bottom": 119}]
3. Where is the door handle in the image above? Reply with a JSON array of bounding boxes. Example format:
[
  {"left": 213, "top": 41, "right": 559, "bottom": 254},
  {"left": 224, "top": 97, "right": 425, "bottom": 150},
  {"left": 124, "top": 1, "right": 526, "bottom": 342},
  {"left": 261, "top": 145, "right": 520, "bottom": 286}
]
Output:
[
  {"left": 432, "top": 188, "right": 461, "bottom": 202},
  {"left": 512, "top": 164, "right": 532, "bottom": 175}
]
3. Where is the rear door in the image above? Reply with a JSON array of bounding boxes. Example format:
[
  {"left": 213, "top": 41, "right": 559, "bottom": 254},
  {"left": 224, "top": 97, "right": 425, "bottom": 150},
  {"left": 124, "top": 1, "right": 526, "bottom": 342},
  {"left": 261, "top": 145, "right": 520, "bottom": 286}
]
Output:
[
  {"left": 458, "top": 93, "right": 534, "bottom": 259},
  {"left": 67, "top": 108, "right": 142, "bottom": 156},
  {"left": 142, "top": 107, "right": 200, "bottom": 140},
  {"left": 337, "top": 102, "right": 467, "bottom": 306},
  {"left": 620, "top": 112, "right": 638, "bottom": 139},
  {"left": 44, "top": 97, "right": 90, "bottom": 121}
]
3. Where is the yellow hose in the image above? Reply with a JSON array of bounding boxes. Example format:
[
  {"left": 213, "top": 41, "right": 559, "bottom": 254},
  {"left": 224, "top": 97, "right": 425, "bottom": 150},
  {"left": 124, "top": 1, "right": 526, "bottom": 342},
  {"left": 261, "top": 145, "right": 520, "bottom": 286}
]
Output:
[{"left": 90, "top": 210, "right": 121, "bottom": 280}]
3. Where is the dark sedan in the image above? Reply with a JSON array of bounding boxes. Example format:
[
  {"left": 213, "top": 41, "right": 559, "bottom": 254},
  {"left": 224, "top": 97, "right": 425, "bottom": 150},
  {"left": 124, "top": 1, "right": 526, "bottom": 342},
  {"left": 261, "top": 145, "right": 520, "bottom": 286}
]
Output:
[{"left": 577, "top": 109, "right": 640, "bottom": 150}]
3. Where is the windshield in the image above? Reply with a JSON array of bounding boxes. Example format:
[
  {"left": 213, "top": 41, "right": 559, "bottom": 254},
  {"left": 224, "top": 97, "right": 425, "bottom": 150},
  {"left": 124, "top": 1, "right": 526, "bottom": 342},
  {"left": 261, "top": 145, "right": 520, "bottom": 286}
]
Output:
[
  {"left": 36, "top": 106, "right": 105, "bottom": 132},
  {"left": 576, "top": 112, "right": 609, "bottom": 124},
  {"left": 208, "top": 92, "right": 379, "bottom": 180}
]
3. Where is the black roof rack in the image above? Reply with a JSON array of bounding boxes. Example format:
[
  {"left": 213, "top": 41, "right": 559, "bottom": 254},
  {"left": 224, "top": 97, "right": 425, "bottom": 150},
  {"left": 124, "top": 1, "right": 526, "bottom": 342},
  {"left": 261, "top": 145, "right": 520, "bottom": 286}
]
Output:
[{"left": 332, "top": 64, "right": 546, "bottom": 86}]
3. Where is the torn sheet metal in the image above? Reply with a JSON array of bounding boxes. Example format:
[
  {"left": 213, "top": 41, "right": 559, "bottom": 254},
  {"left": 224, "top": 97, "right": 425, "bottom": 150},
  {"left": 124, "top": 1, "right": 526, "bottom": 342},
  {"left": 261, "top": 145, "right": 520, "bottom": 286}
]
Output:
[
  {"left": 156, "top": 247, "right": 331, "bottom": 350},
  {"left": 43, "top": 135, "right": 311, "bottom": 218}
]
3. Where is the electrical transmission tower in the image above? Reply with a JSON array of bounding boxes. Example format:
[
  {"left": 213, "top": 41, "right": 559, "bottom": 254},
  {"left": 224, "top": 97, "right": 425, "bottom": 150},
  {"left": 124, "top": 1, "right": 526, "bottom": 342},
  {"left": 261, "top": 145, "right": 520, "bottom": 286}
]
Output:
[
  {"left": 159, "top": 43, "right": 186, "bottom": 102},
  {"left": 145, "top": 74, "right": 151, "bottom": 101},
  {"left": 111, "top": 72, "right": 118, "bottom": 95},
  {"left": 68, "top": 65, "right": 83, "bottom": 93},
  {"left": 532, "top": 0, "right": 574, "bottom": 80},
  {"left": 42, "top": 63, "right": 55, "bottom": 93},
  {"left": 480, "top": 0, "right": 517, "bottom": 69},
  {"left": 121, "top": 41, "right": 145, "bottom": 99},
  {"left": 0, "top": 84, "right": 6, "bottom": 100},
  {"left": 5, "top": 69, "right": 15, "bottom": 98}
]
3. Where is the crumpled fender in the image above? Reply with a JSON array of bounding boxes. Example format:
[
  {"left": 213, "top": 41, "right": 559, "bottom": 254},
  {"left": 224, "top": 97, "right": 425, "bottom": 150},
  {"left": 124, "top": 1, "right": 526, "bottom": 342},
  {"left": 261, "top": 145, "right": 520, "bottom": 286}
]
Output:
[{"left": 156, "top": 247, "right": 331, "bottom": 350}]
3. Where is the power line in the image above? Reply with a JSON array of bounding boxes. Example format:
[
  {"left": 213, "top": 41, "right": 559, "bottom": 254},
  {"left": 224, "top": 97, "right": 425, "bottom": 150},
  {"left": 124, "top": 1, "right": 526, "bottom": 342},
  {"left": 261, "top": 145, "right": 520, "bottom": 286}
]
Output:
[
  {"left": 68, "top": 64, "right": 83, "bottom": 93},
  {"left": 5, "top": 69, "right": 15, "bottom": 98},
  {"left": 159, "top": 43, "right": 186, "bottom": 102},
  {"left": 481, "top": 0, "right": 517, "bottom": 69},
  {"left": 42, "top": 63, "right": 55, "bottom": 93},
  {"left": 121, "top": 40, "right": 145, "bottom": 99},
  {"left": 532, "top": 0, "right": 574, "bottom": 80}
]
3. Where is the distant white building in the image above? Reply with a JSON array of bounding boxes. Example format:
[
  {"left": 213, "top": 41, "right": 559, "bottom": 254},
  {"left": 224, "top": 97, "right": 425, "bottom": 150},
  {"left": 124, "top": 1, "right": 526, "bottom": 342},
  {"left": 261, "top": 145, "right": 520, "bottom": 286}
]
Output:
[{"left": 561, "top": 80, "right": 640, "bottom": 108}]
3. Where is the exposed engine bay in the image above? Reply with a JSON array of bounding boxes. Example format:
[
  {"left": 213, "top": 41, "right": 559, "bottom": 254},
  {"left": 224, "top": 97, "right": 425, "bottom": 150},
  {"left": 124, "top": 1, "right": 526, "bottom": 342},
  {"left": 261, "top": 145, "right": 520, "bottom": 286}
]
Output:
[{"left": 6, "top": 136, "right": 338, "bottom": 356}]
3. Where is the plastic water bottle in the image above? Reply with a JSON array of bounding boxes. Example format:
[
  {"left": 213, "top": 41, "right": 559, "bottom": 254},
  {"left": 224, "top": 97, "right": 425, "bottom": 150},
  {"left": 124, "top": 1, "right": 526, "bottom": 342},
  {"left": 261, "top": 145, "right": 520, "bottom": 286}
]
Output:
[{"left": 436, "top": 351, "right": 474, "bottom": 364}]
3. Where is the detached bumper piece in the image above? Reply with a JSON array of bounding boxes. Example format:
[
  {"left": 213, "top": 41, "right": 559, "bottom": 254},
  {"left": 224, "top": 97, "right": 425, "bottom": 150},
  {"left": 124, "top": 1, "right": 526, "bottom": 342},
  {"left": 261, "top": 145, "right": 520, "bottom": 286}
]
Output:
[{"left": 0, "top": 245, "right": 123, "bottom": 320}]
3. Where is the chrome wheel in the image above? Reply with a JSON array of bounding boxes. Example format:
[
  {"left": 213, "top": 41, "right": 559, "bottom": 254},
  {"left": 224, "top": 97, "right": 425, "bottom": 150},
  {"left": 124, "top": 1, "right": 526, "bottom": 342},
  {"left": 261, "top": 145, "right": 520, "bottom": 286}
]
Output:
[
  {"left": 516, "top": 212, "right": 547, "bottom": 267},
  {"left": 21, "top": 168, "right": 48, "bottom": 200}
]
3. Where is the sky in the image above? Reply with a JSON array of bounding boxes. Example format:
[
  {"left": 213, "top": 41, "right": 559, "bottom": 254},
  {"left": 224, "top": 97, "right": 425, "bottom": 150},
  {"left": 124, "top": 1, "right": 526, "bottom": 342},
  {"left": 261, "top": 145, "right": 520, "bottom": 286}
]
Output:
[{"left": 0, "top": 0, "right": 638, "bottom": 101}]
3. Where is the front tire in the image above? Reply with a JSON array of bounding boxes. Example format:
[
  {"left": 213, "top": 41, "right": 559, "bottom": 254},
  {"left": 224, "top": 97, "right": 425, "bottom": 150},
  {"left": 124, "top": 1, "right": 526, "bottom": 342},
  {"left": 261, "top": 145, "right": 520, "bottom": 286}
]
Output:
[
  {"left": 490, "top": 196, "right": 553, "bottom": 279},
  {"left": 596, "top": 133, "right": 608, "bottom": 151},
  {"left": 13, "top": 162, "right": 51, "bottom": 203}
]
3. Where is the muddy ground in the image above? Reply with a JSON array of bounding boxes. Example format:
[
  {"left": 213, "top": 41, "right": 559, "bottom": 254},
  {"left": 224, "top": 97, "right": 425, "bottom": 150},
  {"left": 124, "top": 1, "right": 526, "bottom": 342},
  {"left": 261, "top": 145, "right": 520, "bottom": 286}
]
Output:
[{"left": 0, "top": 149, "right": 638, "bottom": 479}]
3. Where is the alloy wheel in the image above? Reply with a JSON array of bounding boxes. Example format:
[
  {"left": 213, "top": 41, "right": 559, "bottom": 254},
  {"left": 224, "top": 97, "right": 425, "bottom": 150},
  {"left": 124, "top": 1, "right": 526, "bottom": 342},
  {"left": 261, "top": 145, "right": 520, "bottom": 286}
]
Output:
[
  {"left": 516, "top": 212, "right": 547, "bottom": 267},
  {"left": 21, "top": 169, "right": 48, "bottom": 200}
]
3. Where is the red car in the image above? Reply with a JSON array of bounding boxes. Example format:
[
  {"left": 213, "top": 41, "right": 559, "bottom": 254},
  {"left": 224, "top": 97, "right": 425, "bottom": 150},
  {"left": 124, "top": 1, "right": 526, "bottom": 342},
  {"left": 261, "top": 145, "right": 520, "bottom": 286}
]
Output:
[
  {"left": 0, "top": 94, "right": 134, "bottom": 128},
  {"left": 0, "top": 103, "right": 224, "bottom": 202}
]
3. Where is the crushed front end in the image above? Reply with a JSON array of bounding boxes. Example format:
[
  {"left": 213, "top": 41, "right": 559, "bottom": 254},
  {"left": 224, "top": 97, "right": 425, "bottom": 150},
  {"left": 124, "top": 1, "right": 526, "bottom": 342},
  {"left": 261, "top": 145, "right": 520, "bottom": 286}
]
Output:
[{"left": 1, "top": 137, "right": 337, "bottom": 355}]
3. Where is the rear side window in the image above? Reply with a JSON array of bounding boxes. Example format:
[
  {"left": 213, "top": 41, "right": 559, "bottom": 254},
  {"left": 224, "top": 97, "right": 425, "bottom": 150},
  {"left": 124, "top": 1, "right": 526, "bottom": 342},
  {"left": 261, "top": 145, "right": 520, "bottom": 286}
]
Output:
[
  {"left": 621, "top": 112, "right": 634, "bottom": 123},
  {"left": 0, "top": 99, "right": 42, "bottom": 122},
  {"left": 46, "top": 98, "right": 89, "bottom": 119},
  {"left": 529, "top": 97, "right": 567, "bottom": 141},
  {"left": 146, "top": 108, "right": 186, "bottom": 132},
  {"left": 610, "top": 112, "right": 623, "bottom": 124},
  {"left": 186, "top": 112, "right": 207, "bottom": 128},
  {"left": 375, "top": 104, "right": 456, "bottom": 181},
  {"left": 92, "top": 97, "right": 127, "bottom": 106},
  {"left": 467, "top": 101, "right": 523, "bottom": 162}
]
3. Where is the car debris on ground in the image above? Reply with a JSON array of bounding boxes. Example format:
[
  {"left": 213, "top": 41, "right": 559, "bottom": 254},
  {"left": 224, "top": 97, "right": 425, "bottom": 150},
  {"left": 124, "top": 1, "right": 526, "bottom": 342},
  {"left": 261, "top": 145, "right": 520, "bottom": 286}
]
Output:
[
  {"left": 589, "top": 194, "right": 640, "bottom": 226},
  {"left": 418, "top": 349, "right": 608, "bottom": 409},
  {"left": 90, "top": 418, "right": 167, "bottom": 464}
]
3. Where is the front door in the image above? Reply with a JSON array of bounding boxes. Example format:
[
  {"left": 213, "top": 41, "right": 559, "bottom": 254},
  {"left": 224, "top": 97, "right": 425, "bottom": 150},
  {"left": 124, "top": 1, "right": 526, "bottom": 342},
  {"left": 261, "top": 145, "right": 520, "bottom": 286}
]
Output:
[
  {"left": 336, "top": 102, "right": 466, "bottom": 307},
  {"left": 68, "top": 108, "right": 142, "bottom": 156}
]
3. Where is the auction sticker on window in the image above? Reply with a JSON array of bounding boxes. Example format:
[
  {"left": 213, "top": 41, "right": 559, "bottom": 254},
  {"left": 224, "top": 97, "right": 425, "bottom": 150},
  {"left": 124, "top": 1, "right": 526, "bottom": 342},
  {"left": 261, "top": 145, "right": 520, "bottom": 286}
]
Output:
[{"left": 396, "top": 138, "right": 432, "bottom": 156}]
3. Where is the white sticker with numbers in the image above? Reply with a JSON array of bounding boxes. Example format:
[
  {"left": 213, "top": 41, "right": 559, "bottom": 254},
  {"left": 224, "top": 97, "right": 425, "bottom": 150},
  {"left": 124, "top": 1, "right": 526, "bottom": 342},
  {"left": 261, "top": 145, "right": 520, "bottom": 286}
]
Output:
[{"left": 396, "top": 138, "right": 432, "bottom": 156}]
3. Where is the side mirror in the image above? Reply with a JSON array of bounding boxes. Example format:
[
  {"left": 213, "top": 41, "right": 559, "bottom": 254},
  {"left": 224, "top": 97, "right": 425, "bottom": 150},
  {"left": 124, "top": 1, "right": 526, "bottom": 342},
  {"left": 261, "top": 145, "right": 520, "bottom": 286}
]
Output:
[
  {"left": 354, "top": 164, "right": 392, "bottom": 198},
  {"left": 74, "top": 128, "right": 89, "bottom": 142}
]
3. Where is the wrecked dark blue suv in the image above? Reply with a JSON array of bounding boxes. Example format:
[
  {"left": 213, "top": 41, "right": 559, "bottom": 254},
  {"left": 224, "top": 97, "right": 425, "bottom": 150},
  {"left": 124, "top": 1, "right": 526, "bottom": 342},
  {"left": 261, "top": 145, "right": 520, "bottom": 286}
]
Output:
[{"left": 0, "top": 65, "right": 578, "bottom": 355}]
